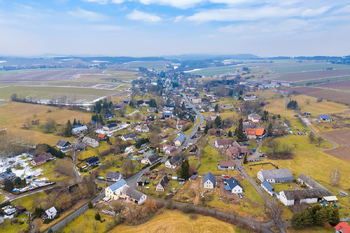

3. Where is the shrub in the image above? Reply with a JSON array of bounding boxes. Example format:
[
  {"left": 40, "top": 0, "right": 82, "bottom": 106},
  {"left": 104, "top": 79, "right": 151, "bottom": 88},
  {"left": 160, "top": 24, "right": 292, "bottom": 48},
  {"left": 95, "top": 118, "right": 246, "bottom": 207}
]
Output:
[
  {"left": 88, "top": 202, "right": 93, "bottom": 209},
  {"left": 181, "top": 205, "right": 195, "bottom": 214},
  {"left": 54, "top": 214, "right": 61, "bottom": 219},
  {"left": 189, "top": 214, "right": 198, "bottom": 220},
  {"left": 150, "top": 162, "right": 161, "bottom": 171},
  {"left": 43, "top": 219, "right": 52, "bottom": 224},
  {"left": 95, "top": 213, "right": 101, "bottom": 221}
]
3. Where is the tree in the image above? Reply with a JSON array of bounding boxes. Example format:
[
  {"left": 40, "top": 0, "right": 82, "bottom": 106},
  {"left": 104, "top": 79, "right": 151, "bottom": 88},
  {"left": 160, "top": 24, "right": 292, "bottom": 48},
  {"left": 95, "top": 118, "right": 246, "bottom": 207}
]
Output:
[
  {"left": 267, "top": 139, "right": 280, "bottom": 156},
  {"left": 149, "top": 99, "right": 157, "bottom": 107},
  {"left": 88, "top": 202, "right": 93, "bottom": 209},
  {"left": 214, "top": 116, "right": 222, "bottom": 127},
  {"left": 4, "top": 179, "right": 14, "bottom": 191},
  {"left": 317, "top": 136, "right": 324, "bottom": 146},
  {"left": 330, "top": 167, "right": 341, "bottom": 186},
  {"left": 149, "top": 134, "right": 162, "bottom": 148},
  {"left": 63, "top": 119, "right": 73, "bottom": 137},
  {"left": 243, "top": 155, "right": 248, "bottom": 164},
  {"left": 271, "top": 203, "right": 284, "bottom": 225},
  {"left": 33, "top": 218, "right": 42, "bottom": 233},
  {"left": 308, "top": 132, "right": 315, "bottom": 143},
  {"left": 121, "top": 159, "right": 134, "bottom": 178},
  {"left": 204, "top": 125, "right": 209, "bottom": 134},
  {"left": 267, "top": 123, "right": 273, "bottom": 137},
  {"left": 228, "top": 131, "right": 233, "bottom": 137},
  {"left": 235, "top": 118, "right": 246, "bottom": 141},
  {"left": 47, "top": 228, "right": 54, "bottom": 233},
  {"left": 291, "top": 212, "right": 304, "bottom": 228},
  {"left": 181, "top": 102, "right": 186, "bottom": 111},
  {"left": 45, "top": 118, "right": 57, "bottom": 133},
  {"left": 177, "top": 160, "right": 190, "bottom": 179},
  {"left": 214, "top": 104, "right": 219, "bottom": 112},
  {"left": 95, "top": 213, "right": 101, "bottom": 221},
  {"left": 6, "top": 168, "right": 12, "bottom": 173},
  {"left": 14, "top": 177, "right": 21, "bottom": 186}
]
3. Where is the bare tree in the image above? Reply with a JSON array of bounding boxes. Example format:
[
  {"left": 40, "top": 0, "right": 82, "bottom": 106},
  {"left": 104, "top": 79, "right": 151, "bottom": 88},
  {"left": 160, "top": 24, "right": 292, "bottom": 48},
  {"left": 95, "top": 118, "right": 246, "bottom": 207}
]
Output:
[
  {"left": 330, "top": 167, "right": 341, "bottom": 186},
  {"left": 33, "top": 218, "right": 42, "bottom": 233},
  {"left": 317, "top": 136, "right": 324, "bottom": 146},
  {"left": 270, "top": 202, "right": 284, "bottom": 225}
]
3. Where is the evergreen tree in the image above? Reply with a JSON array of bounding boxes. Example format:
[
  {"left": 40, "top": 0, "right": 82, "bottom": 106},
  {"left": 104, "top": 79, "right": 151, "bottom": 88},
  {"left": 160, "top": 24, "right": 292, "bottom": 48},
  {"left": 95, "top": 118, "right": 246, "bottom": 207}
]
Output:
[
  {"left": 215, "top": 104, "right": 219, "bottom": 112},
  {"left": 228, "top": 131, "right": 233, "bottom": 137},
  {"left": 181, "top": 102, "right": 186, "bottom": 111},
  {"left": 99, "top": 115, "right": 104, "bottom": 123},
  {"left": 243, "top": 155, "right": 248, "bottom": 164},
  {"left": 180, "top": 160, "right": 190, "bottom": 179},
  {"left": 331, "top": 208, "right": 340, "bottom": 225},
  {"left": 291, "top": 213, "right": 304, "bottom": 228},
  {"left": 301, "top": 209, "right": 313, "bottom": 226},
  {"left": 64, "top": 120, "right": 72, "bottom": 137},
  {"left": 214, "top": 116, "right": 222, "bottom": 127},
  {"left": 267, "top": 123, "right": 273, "bottom": 137},
  {"left": 149, "top": 99, "right": 157, "bottom": 107},
  {"left": 4, "top": 179, "right": 14, "bottom": 192},
  {"left": 204, "top": 125, "right": 209, "bottom": 134},
  {"left": 315, "top": 208, "right": 327, "bottom": 225},
  {"left": 235, "top": 118, "right": 246, "bottom": 141},
  {"left": 73, "top": 118, "right": 77, "bottom": 126}
]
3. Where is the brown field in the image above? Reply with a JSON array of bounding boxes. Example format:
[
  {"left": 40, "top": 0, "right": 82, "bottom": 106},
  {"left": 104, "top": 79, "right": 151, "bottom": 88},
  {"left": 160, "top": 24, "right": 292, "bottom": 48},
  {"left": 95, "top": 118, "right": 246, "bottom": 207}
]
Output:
[
  {"left": 266, "top": 69, "right": 350, "bottom": 82},
  {"left": 290, "top": 87, "right": 350, "bottom": 105},
  {"left": 0, "top": 69, "right": 105, "bottom": 83},
  {"left": 322, "top": 129, "right": 350, "bottom": 163},
  {"left": 318, "top": 80, "right": 350, "bottom": 91}
]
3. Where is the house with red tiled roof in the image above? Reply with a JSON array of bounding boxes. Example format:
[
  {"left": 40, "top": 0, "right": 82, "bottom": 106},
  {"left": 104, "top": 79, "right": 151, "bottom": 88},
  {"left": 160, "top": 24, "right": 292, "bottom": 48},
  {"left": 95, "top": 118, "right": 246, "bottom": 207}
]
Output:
[
  {"left": 245, "top": 128, "right": 266, "bottom": 140},
  {"left": 335, "top": 222, "right": 350, "bottom": 233}
]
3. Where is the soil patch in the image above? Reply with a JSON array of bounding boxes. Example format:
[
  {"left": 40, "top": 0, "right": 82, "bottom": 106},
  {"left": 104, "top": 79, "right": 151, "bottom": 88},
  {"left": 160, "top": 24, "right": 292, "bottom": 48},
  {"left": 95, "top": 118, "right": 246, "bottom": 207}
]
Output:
[{"left": 322, "top": 129, "right": 350, "bottom": 163}]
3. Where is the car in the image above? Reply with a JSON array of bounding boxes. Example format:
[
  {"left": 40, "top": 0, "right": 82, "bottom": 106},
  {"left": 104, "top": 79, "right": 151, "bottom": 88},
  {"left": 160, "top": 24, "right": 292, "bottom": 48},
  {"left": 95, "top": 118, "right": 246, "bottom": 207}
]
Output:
[
  {"left": 224, "top": 175, "right": 230, "bottom": 178},
  {"left": 238, "top": 193, "right": 243, "bottom": 199}
]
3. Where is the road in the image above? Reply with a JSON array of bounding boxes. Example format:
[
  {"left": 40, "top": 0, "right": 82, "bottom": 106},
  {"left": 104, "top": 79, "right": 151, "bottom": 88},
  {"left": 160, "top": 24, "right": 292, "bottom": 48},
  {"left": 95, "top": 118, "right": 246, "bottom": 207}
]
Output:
[{"left": 73, "top": 139, "right": 83, "bottom": 182}]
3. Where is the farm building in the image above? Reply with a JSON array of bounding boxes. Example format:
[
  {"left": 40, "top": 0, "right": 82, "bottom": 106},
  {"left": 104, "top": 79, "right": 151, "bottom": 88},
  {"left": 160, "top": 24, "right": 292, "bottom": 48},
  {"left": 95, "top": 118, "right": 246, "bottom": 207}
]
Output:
[
  {"left": 225, "top": 177, "right": 243, "bottom": 194},
  {"left": 214, "top": 139, "right": 236, "bottom": 148},
  {"left": 156, "top": 175, "right": 170, "bottom": 192},
  {"left": 257, "top": 168, "right": 294, "bottom": 184},
  {"left": 71, "top": 125, "right": 88, "bottom": 135},
  {"left": 218, "top": 161, "right": 235, "bottom": 170},
  {"left": 318, "top": 114, "right": 333, "bottom": 122},
  {"left": 261, "top": 181, "right": 277, "bottom": 196},
  {"left": 123, "top": 187, "right": 147, "bottom": 205},
  {"left": 203, "top": 172, "right": 215, "bottom": 189}
]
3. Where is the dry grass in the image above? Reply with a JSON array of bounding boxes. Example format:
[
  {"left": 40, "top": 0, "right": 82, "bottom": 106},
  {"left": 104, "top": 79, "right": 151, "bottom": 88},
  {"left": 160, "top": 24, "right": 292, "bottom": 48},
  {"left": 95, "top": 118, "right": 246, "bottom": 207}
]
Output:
[{"left": 110, "top": 210, "right": 237, "bottom": 233}]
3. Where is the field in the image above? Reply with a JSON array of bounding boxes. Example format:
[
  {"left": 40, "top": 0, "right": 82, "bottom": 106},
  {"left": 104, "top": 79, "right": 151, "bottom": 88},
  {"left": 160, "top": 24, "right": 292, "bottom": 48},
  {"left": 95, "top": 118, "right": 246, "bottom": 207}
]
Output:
[
  {"left": 290, "top": 87, "right": 350, "bottom": 105},
  {"left": 188, "top": 65, "right": 246, "bottom": 77},
  {"left": 197, "top": 145, "right": 233, "bottom": 176},
  {"left": 124, "top": 61, "right": 170, "bottom": 70},
  {"left": 0, "top": 69, "right": 104, "bottom": 83},
  {"left": 12, "top": 191, "right": 48, "bottom": 211},
  {"left": 295, "top": 76, "right": 350, "bottom": 86},
  {"left": 322, "top": 129, "right": 350, "bottom": 163},
  {"left": 318, "top": 79, "right": 350, "bottom": 91},
  {"left": 266, "top": 69, "right": 350, "bottom": 82},
  {"left": 110, "top": 210, "right": 238, "bottom": 233},
  {"left": 270, "top": 63, "right": 350, "bottom": 74}
]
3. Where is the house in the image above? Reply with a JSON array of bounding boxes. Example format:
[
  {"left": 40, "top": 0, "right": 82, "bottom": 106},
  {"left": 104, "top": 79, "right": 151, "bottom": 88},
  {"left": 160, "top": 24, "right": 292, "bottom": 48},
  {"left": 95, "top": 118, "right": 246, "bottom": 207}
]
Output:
[
  {"left": 192, "top": 98, "right": 201, "bottom": 104},
  {"left": 56, "top": 139, "right": 72, "bottom": 150},
  {"left": 141, "top": 153, "right": 161, "bottom": 165},
  {"left": 257, "top": 168, "right": 294, "bottom": 184},
  {"left": 226, "top": 145, "right": 249, "bottom": 157},
  {"left": 278, "top": 188, "right": 337, "bottom": 206},
  {"left": 31, "top": 153, "right": 54, "bottom": 166},
  {"left": 0, "top": 171, "right": 16, "bottom": 185},
  {"left": 144, "top": 120, "right": 152, "bottom": 125},
  {"left": 199, "top": 125, "right": 206, "bottom": 131},
  {"left": 225, "top": 177, "right": 243, "bottom": 194},
  {"left": 105, "top": 114, "right": 113, "bottom": 120},
  {"left": 42, "top": 207, "right": 57, "bottom": 220},
  {"left": 244, "top": 95, "right": 256, "bottom": 101},
  {"left": 121, "top": 133, "right": 136, "bottom": 141},
  {"left": 203, "top": 172, "right": 215, "bottom": 189},
  {"left": 72, "top": 125, "right": 88, "bottom": 135},
  {"left": 137, "top": 100, "right": 150, "bottom": 107},
  {"left": 136, "top": 125, "right": 149, "bottom": 133},
  {"left": 82, "top": 137, "right": 99, "bottom": 148},
  {"left": 147, "top": 113, "right": 156, "bottom": 119},
  {"left": 106, "top": 171, "right": 123, "bottom": 182},
  {"left": 164, "top": 104, "right": 175, "bottom": 110},
  {"left": 115, "top": 101, "right": 125, "bottom": 110},
  {"left": 122, "top": 187, "right": 147, "bottom": 205},
  {"left": 165, "top": 155, "right": 181, "bottom": 169},
  {"left": 97, "top": 134, "right": 107, "bottom": 141},
  {"left": 261, "top": 181, "right": 276, "bottom": 196},
  {"left": 248, "top": 113, "right": 261, "bottom": 123},
  {"left": 165, "top": 146, "right": 176, "bottom": 154},
  {"left": 147, "top": 108, "right": 156, "bottom": 112},
  {"left": 156, "top": 175, "right": 170, "bottom": 192},
  {"left": 86, "top": 156, "right": 100, "bottom": 166},
  {"left": 189, "top": 175, "right": 198, "bottom": 182},
  {"left": 214, "top": 139, "right": 235, "bottom": 148},
  {"left": 103, "top": 123, "right": 118, "bottom": 131},
  {"left": 218, "top": 161, "right": 235, "bottom": 170},
  {"left": 15, "top": 205, "right": 27, "bottom": 213},
  {"left": 210, "top": 113, "right": 219, "bottom": 121},
  {"left": 208, "top": 106, "right": 215, "bottom": 112},
  {"left": 105, "top": 179, "right": 127, "bottom": 200},
  {"left": 174, "top": 134, "right": 185, "bottom": 147},
  {"left": 76, "top": 143, "right": 86, "bottom": 151},
  {"left": 163, "top": 112, "right": 173, "bottom": 119},
  {"left": 335, "top": 222, "right": 350, "bottom": 233},
  {"left": 318, "top": 114, "right": 333, "bottom": 122},
  {"left": 178, "top": 120, "right": 187, "bottom": 125},
  {"left": 245, "top": 128, "right": 266, "bottom": 139},
  {"left": 122, "top": 98, "right": 131, "bottom": 104}
]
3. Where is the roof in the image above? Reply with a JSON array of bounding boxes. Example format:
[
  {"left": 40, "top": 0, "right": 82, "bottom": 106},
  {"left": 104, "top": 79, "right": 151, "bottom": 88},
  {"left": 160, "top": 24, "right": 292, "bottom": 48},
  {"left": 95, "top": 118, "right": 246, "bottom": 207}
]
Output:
[
  {"left": 158, "top": 175, "right": 170, "bottom": 188},
  {"left": 106, "top": 171, "right": 122, "bottom": 180},
  {"left": 163, "top": 112, "right": 172, "bottom": 116},
  {"left": 243, "top": 124, "right": 261, "bottom": 130},
  {"left": 126, "top": 188, "right": 145, "bottom": 201},
  {"left": 261, "top": 181, "right": 274, "bottom": 191},
  {"left": 175, "top": 134, "right": 185, "bottom": 143},
  {"left": 0, "top": 171, "right": 16, "bottom": 179},
  {"left": 86, "top": 156, "right": 99, "bottom": 164},
  {"left": 98, "top": 134, "right": 106, "bottom": 138},
  {"left": 33, "top": 153, "right": 53, "bottom": 163},
  {"left": 166, "top": 146, "right": 176, "bottom": 151},
  {"left": 148, "top": 153, "right": 161, "bottom": 164},
  {"left": 248, "top": 113, "right": 260, "bottom": 118},
  {"left": 216, "top": 139, "right": 235, "bottom": 146},
  {"left": 282, "top": 189, "right": 335, "bottom": 200},
  {"left": 106, "top": 123, "right": 118, "bottom": 128},
  {"left": 240, "top": 146, "right": 249, "bottom": 154},
  {"left": 122, "top": 133, "right": 136, "bottom": 139},
  {"left": 72, "top": 125, "right": 88, "bottom": 133},
  {"left": 45, "top": 207, "right": 57, "bottom": 216},
  {"left": 226, "top": 177, "right": 242, "bottom": 190},
  {"left": 334, "top": 222, "right": 350, "bottom": 232},
  {"left": 108, "top": 179, "right": 127, "bottom": 191},
  {"left": 57, "top": 139, "right": 70, "bottom": 147},
  {"left": 178, "top": 121, "right": 187, "bottom": 125},
  {"left": 190, "top": 175, "right": 198, "bottom": 179},
  {"left": 170, "top": 155, "right": 181, "bottom": 164},
  {"left": 318, "top": 114, "right": 333, "bottom": 120},
  {"left": 246, "top": 128, "right": 265, "bottom": 136},
  {"left": 220, "top": 161, "right": 235, "bottom": 167},
  {"left": 203, "top": 172, "right": 215, "bottom": 184},
  {"left": 259, "top": 168, "right": 294, "bottom": 180},
  {"left": 122, "top": 98, "right": 131, "bottom": 101},
  {"left": 16, "top": 205, "right": 26, "bottom": 211}
]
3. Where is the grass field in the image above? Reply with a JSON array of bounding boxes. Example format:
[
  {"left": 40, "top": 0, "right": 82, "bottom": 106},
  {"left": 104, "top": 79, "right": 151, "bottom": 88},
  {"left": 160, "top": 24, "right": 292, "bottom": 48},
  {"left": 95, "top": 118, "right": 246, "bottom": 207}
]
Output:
[
  {"left": 111, "top": 210, "right": 239, "bottom": 233},
  {"left": 188, "top": 65, "right": 244, "bottom": 77},
  {"left": 295, "top": 75, "right": 350, "bottom": 86},
  {"left": 286, "top": 226, "right": 333, "bottom": 233},
  {"left": 12, "top": 191, "right": 48, "bottom": 211},
  {"left": 1, "top": 215, "right": 29, "bottom": 233},
  {"left": 62, "top": 209, "right": 116, "bottom": 233},
  {"left": 124, "top": 61, "right": 170, "bottom": 70},
  {"left": 197, "top": 145, "right": 230, "bottom": 176},
  {"left": 271, "top": 64, "right": 350, "bottom": 74}
]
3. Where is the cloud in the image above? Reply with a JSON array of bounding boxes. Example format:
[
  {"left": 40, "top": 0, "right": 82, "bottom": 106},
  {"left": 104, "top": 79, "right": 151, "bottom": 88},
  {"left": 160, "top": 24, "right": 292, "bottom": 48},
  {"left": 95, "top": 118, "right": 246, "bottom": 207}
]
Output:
[
  {"left": 174, "top": 15, "right": 183, "bottom": 22},
  {"left": 138, "top": 0, "right": 203, "bottom": 9},
  {"left": 14, "top": 3, "right": 33, "bottom": 9},
  {"left": 334, "top": 4, "right": 350, "bottom": 13},
  {"left": 93, "top": 24, "right": 122, "bottom": 30},
  {"left": 301, "top": 6, "right": 331, "bottom": 17},
  {"left": 127, "top": 9, "right": 161, "bottom": 22},
  {"left": 82, "top": 0, "right": 125, "bottom": 4},
  {"left": 68, "top": 8, "right": 109, "bottom": 21}
]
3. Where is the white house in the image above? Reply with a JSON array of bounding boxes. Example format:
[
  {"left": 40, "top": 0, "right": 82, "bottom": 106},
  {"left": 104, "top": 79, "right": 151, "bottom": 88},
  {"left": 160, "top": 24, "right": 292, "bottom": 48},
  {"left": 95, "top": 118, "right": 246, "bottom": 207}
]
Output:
[
  {"left": 192, "top": 98, "right": 202, "bottom": 104},
  {"left": 82, "top": 137, "right": 99, "bottom": 148},
  {"left": 225, "top": 177, "right": 243, "bottom": 194},
  {"left": 165, "top": 155, "right": 181, "bottom": 169},
  {"left": 248, "top": 113, "right": 260, "bottom": 123},
  {"left": 105, "top": 179, "right": 127, "bottom": 200},
  {"left": 165, "top": 146, "right": 176, "bottom": 154},
  {"left": 203, "top": 172, "right": 215, "bottom": 189},
  {"left": 257, "top": 169, "right": 294, "bottom": 184},
  {"left": 42, "top": 207, "right": 57, "bottom": 220}
]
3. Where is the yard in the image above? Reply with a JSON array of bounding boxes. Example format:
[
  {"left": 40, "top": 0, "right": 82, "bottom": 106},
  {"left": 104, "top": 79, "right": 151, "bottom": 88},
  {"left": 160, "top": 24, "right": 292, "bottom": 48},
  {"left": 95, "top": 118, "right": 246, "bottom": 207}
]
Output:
[
  {"left": 12, "top": 191, "right": 48, "bottom": 211},
  {"left": 1, "top": 215, "right": 29, "bottom": 233},
  {"left": 110, "top": 209, "right": 240, "bottom": 233},
  {"left": 140, "top": 179, "right": 182, "bottom": 200}
]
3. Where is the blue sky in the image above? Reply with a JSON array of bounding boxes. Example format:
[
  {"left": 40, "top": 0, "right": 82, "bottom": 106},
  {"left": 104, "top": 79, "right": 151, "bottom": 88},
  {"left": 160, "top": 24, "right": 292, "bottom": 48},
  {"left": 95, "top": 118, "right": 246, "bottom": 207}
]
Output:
[{"left": 0, "top": 0, "right": 350, "bottom": 57}]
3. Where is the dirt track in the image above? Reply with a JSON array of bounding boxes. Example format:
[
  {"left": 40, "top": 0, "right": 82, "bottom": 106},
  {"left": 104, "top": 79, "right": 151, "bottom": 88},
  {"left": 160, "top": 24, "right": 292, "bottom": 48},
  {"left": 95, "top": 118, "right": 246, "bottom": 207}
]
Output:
[{"left": 322, "top": 129, "right": 350, "bottom": 163}]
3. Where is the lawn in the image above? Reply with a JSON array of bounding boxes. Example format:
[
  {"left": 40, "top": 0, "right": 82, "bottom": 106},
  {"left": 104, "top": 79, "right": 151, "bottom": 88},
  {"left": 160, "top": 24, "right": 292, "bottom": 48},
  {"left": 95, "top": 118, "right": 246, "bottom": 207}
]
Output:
[
  {"left": 197, "top": 145, "right": 228, "bottom": 176},
  {"left": 38, "top": 159, "right": 73, "bottom": 182},
  {"left": 1, "top": 215, "right": 29, "bottom": 233},
  {"left": 0, "top": 194, "right": 5, "bottom": 203},
  {"left": 184, "top": 116, "right": 200, "bottom": 135},
  {"left": 140, "top": 179, "right": 181, "bottom": 199},
  {"left": 61, "top": 209, "right": 116, "bottom": 233},
  {"left": 78, "top": 141, "right": 112, "bottom": 161},
  {"left": 239, "top": 178, "right": 264, "bottom": 204},
  {"left": 12, "top": 191, "right": 48, "bottom": 211},
  {"left": 286, "top": 226, "right": 334, "bottom": 233},
  {"left": 110, "top": 209, "right": 239, "bottom": 233}
]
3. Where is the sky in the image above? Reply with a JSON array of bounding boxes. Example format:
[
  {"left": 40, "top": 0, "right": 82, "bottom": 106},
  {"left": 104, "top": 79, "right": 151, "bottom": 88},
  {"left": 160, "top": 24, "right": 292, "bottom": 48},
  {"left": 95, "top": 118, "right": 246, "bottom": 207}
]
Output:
[{"left": 0, "top": 0, "right": 350, "bottom": 57}]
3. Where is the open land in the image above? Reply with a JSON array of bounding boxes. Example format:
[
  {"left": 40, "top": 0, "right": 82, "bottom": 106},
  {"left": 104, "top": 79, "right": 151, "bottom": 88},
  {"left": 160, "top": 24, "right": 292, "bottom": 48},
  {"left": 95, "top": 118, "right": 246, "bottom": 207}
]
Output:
[
  {"left": 290, "top": 87, "right": 350, "bottom": 105},
  {"left": 322, "top": 129, "right": 350, "bottom": 163},
  {"left": 318, "top": 79, "right": 350, "bottom": 91},
  {"left": 266, "top": 69, "right": 350, "bottom": 82},
  {"left": 110, "top": 210, "right": 238, "bottom": 233},
  {"left": 270, "top": 63, "right": 350, "bottom": 74}
]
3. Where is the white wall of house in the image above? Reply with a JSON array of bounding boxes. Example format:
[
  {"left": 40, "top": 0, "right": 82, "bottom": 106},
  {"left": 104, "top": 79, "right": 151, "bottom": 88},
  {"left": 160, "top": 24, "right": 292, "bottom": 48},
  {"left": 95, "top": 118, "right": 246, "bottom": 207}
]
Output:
[
  {"left": 204, "top": 180, "right": 214, "bottom": 189},
  {"left": 278, "top": 191, "right": 294, "bottom": 206},
  {"left": 261, "top": 184, "right": 273, "bottom": 196},
  {"left": 138, "top": 194, "right": 147, "bottom": 205},
  {"left": 300, "top": 198, "right": 318, "bottom": 204},
  {"left": 231, "top": 186, "right": 243, "bottom": 194}
]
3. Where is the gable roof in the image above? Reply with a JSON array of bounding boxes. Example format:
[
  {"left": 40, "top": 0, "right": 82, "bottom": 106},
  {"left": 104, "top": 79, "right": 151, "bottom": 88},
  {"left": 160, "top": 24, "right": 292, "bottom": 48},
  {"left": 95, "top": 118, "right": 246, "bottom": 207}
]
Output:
[
  {"left": 106, "top": 171, "right": 122, "bottom": 180},
  {"left": 226, "top": 177, "right": 242, "bottom": 190},
  {"left": 318, "top": 114, "right": 333, "bottom": 120},
  {"left": 158, "top": 175, "right": 170, "bottom": 188},
  {"left": 282, "top": 189, "right": 334, "bottom": 200},
  {"left": 148, "top": 153, "right": 161, "bottom": 164},
  {"left": 170, "top": 155, "right": 181, "bottom": 164},
  {"left": 108, "top": 179, "right": 127, "bottom": 191},
  {"left": 216, "top": 139, "right": 235, "bottom": 146},
  {"left": 126, "top": 188, "right": 145, "bottom": 201},
  {"left": 248, "top": 113, "right": 260, "bottom": 118},
  {"left": 261, "top": 181, "right": 274, "bottom": 192},
  {"left": 260, "top": 168, "right": 294, "bottom": 181},
  {"left": 204, "top": 172, "right": 215, "bottom": 184},
  {"left": 33, "top": 153, "right": 53, "bottom": 163},
  {"left": 246, "top": 128, "right": 265, "bottom": 136},
  {"left": 334, "top": 222, "right": 350, "bottom": 232},
  {"left": 219, "top": 161, "right": 235, "bottom": 167},
  {"left": 122, "top": 133, "right": 136, "bottom": 139},
  {"left": 98, "top": 134, "right": 106, "bottom": 139},
  {"left": 57, "top": 139, "right": 70, "bottom": 147},
  {"left": 86, "top": 156, "right": 99, "bottom": 164},
  {"left": 175, "top": 134, "right": 185, "bottom": 143}
]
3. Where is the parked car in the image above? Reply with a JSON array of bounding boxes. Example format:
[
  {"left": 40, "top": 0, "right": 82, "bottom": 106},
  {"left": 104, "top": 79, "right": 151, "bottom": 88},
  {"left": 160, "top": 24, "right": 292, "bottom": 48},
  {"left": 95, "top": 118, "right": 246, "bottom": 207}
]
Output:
[{"left": 238, "top": 193, "right": 243, "bottom": 199}]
